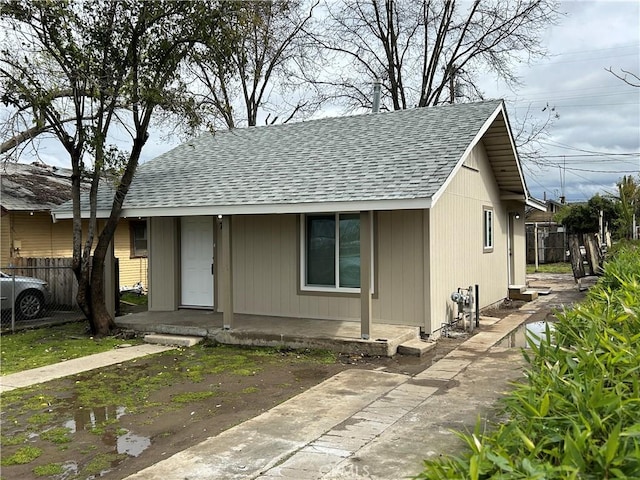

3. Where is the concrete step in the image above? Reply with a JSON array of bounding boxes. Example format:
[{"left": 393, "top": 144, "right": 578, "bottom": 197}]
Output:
[
  {"left": 508, "top": 290, "right": 539, "bottom": 302},
  {"left": 508, "top": 284, "right": 527, "bottom": 295},
  {"left": 397, "top": 338, "right": 436, "bottom": 357},
  {"left": 144, "top": 334, "right": 203, "bottom": 347}
]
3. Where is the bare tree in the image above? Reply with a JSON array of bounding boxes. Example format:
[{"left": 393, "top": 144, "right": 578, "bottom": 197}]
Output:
[
  {"left": 189, "top": 0, "right": 322, "bottom": 129},
  {"left": 308, "top": 0, "right": 559, "bottom": 111},
  {"left": 606, "top": 67, "right": 640, "bottom": 88},
  {"left": 0, "top": 0, "right": 234, "bottom": 336}
]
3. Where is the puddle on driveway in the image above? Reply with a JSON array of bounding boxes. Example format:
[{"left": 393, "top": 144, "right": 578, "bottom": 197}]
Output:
[
  {"left": 52, "top": 404, "right": 151, "bottom": 477},
  {"left": 496, "top": 321, "right": 555, "bottom": 349}
]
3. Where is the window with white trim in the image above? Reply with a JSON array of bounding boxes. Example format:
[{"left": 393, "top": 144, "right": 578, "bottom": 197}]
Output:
[
  {"left": 483, "top": 207, "right": 494, "bottom": 251},
  {"left": 301, "top": 213, "right": 373, "bottom": 293}
]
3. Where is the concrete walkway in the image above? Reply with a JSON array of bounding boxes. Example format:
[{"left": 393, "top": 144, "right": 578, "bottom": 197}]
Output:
[{"left": 0, "top": 344, "right": 174, "bottom": 392}]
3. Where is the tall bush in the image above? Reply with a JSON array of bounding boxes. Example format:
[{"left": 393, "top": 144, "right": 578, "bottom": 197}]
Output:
[{"left": 416, "top": 245, "right": 640, "bottom": 479}]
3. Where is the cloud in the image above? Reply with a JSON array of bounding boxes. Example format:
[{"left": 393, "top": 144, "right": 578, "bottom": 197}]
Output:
[{"left": 494, "top": 0, "right": 640, "bottom": 201}]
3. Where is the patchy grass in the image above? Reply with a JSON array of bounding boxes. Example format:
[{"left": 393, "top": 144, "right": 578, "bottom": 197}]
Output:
[
  {"left": 1, "top": 445, "right": 43, "bottom": 466},
  {"left": 0, "top": 321, "right": 142, "bottom": 375},
  {"left": 40, "top": 427, "right": 73, "bottom": 444},
  {"left": 171, "top": 391, "right": 216, "bottom": 404},
  {"left": 33, "top": 462, "right": 65, "bottom": 476},
  {"left": 526, "top": 262, "right": 572, "bottom": 274},
  {"left": 82, "top": 453, "right": 128, "bottom": 476},
  {"left": 1, "top": 433, "right": 28, "bottom": 446},
  {"left": 120, "top": 292, "right": 148, "bottom": 306}
]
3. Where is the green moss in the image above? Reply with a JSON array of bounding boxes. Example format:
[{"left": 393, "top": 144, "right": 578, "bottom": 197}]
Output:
[
  {"left": 1, "top": 433, "right": 28, "bottom": 446},
  {"left": 27, "top": 412, "right": 55, "bottom": 428},
  {"left": 33, "top": 463, "right": 65, "bottom": 476},
  {"left": 82, "top": 453, "right": 127, "bottom": 476},
  {"left": 171, "top": 391, "right": 215, "bottom": 404},
  {"left": 40, "top": 427, "right": 72, "bottom": 444},
  {"left": 1, "top": 445, "right": 43, "bottom": 465},
  {"left": 242, "top": 386, "right": 259, "bottom": 394}
]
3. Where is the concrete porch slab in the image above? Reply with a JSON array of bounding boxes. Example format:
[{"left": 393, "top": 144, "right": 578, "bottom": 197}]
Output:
[{"left": 116, "top": 310, "right": 419, "bottom": 357}]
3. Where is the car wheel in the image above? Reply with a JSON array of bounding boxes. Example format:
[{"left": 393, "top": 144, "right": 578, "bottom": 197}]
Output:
[{"left": 16, "top": 290, "right": 44, "bottom": 320}]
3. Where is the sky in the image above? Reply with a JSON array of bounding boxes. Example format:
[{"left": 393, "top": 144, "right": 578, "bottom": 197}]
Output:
[
  {"left": 482, "top": 0, "right": 640, "bottom": 202},
  {"left": 9, "top": 0, "right": 640, "bottom": 205}
]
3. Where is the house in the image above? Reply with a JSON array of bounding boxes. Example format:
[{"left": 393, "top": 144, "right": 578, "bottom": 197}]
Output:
[
  {"left": 0, "top": 162, "right": 148, "bottom": 290},
  {"left": 525, "top": 198, "right": 567, "bottom": 264},
  {"left": 52, "top": 100, "right": 543, "bottom": 338}
]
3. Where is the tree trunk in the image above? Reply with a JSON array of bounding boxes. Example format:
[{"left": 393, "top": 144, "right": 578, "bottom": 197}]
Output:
[{"left": 89, "top": 251, "right": 115, "bottom": 337}]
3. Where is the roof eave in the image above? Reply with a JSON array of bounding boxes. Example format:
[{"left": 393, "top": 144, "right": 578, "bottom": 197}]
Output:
[
  {"left": 52, "top": 197, "right": 435, "bottom": 220},
  {"left": 525, "top": 196, "right": 547, "bottom": 211}
]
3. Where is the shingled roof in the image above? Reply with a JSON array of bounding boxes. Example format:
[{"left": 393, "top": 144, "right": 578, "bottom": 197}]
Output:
[
  {"left": 53, "top": 100, "right": 536, "bottom": 219},
  {"left": 1, "top": 162, "right": 77, "bottom": 212}
]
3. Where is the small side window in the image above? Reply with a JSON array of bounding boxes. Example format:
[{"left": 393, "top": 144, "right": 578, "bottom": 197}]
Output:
[
  {"left": 483, "top": 208, "right": 494, "bottom": 252},
  {"left": 130, "top": 220, "right": 148, "bottom": 258}
]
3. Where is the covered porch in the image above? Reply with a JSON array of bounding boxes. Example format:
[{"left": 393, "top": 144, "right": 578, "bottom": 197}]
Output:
[{"left": 115, "top": 309, "right": 420, "bottom": 357}]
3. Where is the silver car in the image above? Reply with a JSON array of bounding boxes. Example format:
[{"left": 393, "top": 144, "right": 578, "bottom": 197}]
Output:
[{"left": 0, "top": 271, "right": 51, "bottom": 320}]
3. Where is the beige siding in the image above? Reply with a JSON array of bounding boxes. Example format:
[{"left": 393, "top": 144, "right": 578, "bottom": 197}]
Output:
[
  {"left": 148, "top": 217, "right": 179, "bottom": 311},
  {"left": 0, "top": 212, "right": 147, "bottom": 287},
  {"left": 373, "top": 210, "right": 425, "bottom": 326},
  {"left": 229, "top": 212, "right": 425, "bottom": 327},
  {"left": 428, "top": 142, "right": 511, "bottom": 334}
]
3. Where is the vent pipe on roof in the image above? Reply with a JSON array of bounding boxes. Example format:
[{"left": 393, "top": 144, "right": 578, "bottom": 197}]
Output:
[{"left": 372, "top": 80, "right": 381, "bottom": 113}]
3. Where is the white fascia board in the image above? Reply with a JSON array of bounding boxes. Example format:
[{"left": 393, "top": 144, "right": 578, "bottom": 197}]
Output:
[
  {"left": 498, "top": 104, "right": 529, "bottom": 195},
  {"left": 430, "top": 103, "right": 505, "bottom": 208},
  {"left": 52, "top": 209, "right": 113, "bottom": 221},
  {"left": 431, "top": 102, "right": 527, "bottom": 209},
  {"left": 53, "top": 198, "right": 433, "bottom": 220},
  {"left": 526, "top": 197, "right": 547, "bottom": 211}
]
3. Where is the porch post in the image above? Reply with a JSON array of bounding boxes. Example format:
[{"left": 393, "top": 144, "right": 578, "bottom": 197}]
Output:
[
  {"left": 360, "top": 211, "right": 372, "bottom": 340},
  {"left": 221, "top": 215, "right": 234, "bottom": 329}
]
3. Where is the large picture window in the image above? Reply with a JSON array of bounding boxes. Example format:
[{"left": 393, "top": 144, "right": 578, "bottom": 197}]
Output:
[
  {"left": 302, "top": 213, "right": 372, "bottom": 292},
  {"left": 483, "top": 207, "right": 494, "bottom": 251}
]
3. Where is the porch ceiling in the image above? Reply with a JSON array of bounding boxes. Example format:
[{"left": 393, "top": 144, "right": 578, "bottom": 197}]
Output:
[{"left": 482, "top": 112, "right": 527, "bottom": 199}]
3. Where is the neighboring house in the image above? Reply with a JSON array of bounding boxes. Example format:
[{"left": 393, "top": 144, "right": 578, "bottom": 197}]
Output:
[
  {"left": 525, "top": 199, "right": 567, "bottom": 263},
  {"left": 1, "top": 162, "right": 147, "bottom": 289},
  {"left": 53, "top": 100, "right": 543, "bottom": 337}
]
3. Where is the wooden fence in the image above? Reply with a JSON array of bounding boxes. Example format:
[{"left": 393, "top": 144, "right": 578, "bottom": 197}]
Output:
[{"left": 8, "top": 257, "right": 78, "bottom": 308}]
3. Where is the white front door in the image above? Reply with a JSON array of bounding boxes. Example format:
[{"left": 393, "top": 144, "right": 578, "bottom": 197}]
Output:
[{"left": 181, "top": 216, "right": 214, "bottom": 307}]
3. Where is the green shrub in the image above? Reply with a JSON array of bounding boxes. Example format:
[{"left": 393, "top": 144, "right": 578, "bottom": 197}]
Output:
[{"left": 416, "top": 245, "right": 640, "bottom": 479}]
